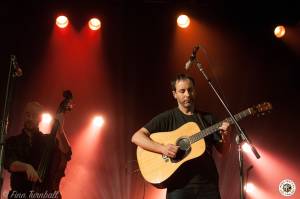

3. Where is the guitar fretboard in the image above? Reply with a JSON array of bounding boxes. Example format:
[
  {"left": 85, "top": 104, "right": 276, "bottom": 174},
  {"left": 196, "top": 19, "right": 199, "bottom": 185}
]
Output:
[{"left": 189, "top": 108, "right": 253, "bottom": 143}]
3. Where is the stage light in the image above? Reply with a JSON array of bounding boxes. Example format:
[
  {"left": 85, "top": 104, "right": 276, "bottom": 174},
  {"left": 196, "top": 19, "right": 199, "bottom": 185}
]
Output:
[
  {"left": 39, "top": 113, "right": 53, "bottom": 134},
  {"left": 41, "top": 113, "right": 53, "bottom": 124},
  {"left": 89, "top": 18, "right": 101, "bottom": 30},
  {"left": 244, "top": 182, "right": 255, "bottom": 193},
  {"left": 92, "top": 116, "right": 104, "bottom": 127},
  {"left": 242, "top": 142, "right": 252, "bottom": 153},
  {"left": 274, "top": 25, "right": 286, "bottom": 38},
  {"left": 56, "top": 15, "right": 69, "bottom": 28},
  {"left": 177, "top": 15, "right": 190, "bottom": 29}
]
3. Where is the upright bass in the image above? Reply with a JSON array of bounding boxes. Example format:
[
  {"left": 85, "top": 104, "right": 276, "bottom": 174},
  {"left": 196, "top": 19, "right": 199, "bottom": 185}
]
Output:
[{"left": 32, "top": 90, "right": 73, "bottom": 198}]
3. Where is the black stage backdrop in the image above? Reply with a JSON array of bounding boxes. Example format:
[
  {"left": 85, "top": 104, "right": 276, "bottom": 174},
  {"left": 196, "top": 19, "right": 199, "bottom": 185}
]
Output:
[{"left": 0, "top": 1, "right": 299, "bottom": 199}]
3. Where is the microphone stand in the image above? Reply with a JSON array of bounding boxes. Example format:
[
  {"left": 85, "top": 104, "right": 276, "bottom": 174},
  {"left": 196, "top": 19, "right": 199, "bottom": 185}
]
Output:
[
  {"left": 191, "top": 57, "right": 260, "bottom": 199},
  {"left": 236, "top": 135, "right": 245, "bottom": 199},
  {"left": 0, "top": 55, "right": 22, "bottom": 192}
]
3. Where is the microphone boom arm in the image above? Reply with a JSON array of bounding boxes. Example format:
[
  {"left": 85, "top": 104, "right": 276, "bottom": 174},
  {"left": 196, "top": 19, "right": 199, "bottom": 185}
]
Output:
[
  {"left": 194, "top": 59, "right": 260, "bottom": 159},
  {"left": 189, "top": 54, "right": 260, "bottom": 199}
]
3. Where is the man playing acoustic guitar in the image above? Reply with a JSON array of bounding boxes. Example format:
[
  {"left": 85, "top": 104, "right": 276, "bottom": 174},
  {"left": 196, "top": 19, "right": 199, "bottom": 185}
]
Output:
[{"left": 132, "top": 74, "right": 231, "bottom": 199}]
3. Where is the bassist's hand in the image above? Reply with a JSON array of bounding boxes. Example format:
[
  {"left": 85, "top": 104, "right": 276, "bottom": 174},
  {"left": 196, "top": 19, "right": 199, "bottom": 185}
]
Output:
[
  {"left": 25, "top": 164, "right": 41, "bottom": 182},
  {"left": 161, "top": 144, "right": 179, "bottom": 158}
]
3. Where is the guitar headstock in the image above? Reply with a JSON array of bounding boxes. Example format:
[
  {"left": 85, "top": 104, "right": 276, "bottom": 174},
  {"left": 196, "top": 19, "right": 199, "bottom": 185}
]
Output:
[
  {"left": 57, "top": 90, "right": 73, "bottom": 114},
  {"left": 252, "top": 102, "right": 272, "bottom": 116}
]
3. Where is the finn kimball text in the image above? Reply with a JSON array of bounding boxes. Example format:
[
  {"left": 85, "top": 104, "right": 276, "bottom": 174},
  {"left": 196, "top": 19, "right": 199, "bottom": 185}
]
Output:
[{"left": 10, "top": 190, "right": 60, "bottom": 199}]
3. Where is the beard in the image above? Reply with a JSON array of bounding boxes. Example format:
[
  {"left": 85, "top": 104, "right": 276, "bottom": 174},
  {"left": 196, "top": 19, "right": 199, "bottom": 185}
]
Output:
[
  {"left": 182, "top": 99, "right": 194, "bottom": 107},
  {"left": 24, "top": 120, "right": 39, "bottom": 131}
]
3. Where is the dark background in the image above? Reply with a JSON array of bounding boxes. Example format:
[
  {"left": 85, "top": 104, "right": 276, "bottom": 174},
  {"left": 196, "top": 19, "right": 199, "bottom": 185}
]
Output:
[{"left": 0, "top": 1, "right": 299, "bottom": 199}]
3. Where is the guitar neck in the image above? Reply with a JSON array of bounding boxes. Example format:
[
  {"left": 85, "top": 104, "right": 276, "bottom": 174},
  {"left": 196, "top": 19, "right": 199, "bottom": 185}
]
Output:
[{"left": 190, "top": 107, "right": 254, "bottom": 143}]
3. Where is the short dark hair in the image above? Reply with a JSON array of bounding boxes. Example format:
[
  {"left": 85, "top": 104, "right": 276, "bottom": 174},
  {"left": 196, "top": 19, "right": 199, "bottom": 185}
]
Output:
[{"left": 170, "top": 74, "right": 195, "bottom": 91}]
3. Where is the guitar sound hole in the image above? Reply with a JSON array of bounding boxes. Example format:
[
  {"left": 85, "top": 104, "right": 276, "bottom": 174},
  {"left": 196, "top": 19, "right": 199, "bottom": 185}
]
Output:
[{"left": 171, "top": 137, "right": 191, "bottom": 163}]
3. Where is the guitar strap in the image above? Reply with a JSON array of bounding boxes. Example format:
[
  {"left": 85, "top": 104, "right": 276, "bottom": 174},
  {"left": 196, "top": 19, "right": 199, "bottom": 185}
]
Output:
[{"left": 195, "top": 111, "right": 207, "bottom": 130}]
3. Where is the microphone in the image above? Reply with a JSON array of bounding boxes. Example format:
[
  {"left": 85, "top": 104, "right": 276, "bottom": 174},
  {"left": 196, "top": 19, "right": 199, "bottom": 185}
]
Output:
[
  {"left": 185, "top": 45, "right": 200, "bottom": 70},
  {"left": 11, "top": 55, "right": 23, "bottom": 77}
]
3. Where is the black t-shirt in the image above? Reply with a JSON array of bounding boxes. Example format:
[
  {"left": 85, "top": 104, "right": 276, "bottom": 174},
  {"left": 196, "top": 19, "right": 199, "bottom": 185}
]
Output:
[{"left": 144, "top": 107, "right": 222, "bottom": 191}]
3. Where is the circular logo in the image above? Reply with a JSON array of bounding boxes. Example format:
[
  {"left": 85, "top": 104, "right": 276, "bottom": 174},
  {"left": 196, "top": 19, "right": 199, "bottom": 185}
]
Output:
[{"left": 279, "top": 179, "right": 296, "bottom": 196}]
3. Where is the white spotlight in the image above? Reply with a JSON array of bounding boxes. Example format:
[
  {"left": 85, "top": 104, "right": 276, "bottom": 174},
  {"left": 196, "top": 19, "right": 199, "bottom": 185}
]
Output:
[
  {"left": 41, "top": 113, "right": 53, "bottom": 124},
  {"left": 244, "top": 182, "right": 255, "bottom": 193},
  {"left": 92, "top": 116, "right": 104, "bottom": 127},
  {"left": 242, "top": 142, "right": 252, "bottom": 153}
]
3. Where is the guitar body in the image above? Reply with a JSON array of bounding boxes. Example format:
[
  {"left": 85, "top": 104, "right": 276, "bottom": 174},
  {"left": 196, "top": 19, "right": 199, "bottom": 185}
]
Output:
[
  {"left": 136, "top": 102, "right": 272, "bottom": 188},
  {"left": 137, "top": 122, "right": 205, "bottom": 188}
]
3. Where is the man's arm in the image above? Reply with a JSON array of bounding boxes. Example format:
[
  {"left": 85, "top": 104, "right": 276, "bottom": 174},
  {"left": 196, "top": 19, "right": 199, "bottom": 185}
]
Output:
[
  {"left": 9, "top": 161, "right": 41, "bottom": 182},
  {"left": 55, "top": 113, "right": 72, "bottom": 156},
  {"left": 131, "top": 127, "right": 178, "bottom": 158},
  {"left": 4, "top": 138, "right": 41, "bottom": 182},
  {"left": 56, "top": 128, "right": 72, "bottom": 155}
]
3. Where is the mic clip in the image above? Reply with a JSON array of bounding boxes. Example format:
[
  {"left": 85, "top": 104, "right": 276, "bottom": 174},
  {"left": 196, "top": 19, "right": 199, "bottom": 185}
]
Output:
[{"left": 11, "top": 55, "right": 23, "bottom": 77}]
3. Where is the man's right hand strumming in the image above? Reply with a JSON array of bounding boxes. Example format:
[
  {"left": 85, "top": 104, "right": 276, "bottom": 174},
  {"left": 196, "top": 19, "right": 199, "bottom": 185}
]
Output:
[{"left": 160, "top": 144, "right": 179, "bottom": 158}]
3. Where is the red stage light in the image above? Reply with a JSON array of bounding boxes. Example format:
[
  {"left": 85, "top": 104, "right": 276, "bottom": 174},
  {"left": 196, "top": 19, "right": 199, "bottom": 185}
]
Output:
[
  {"left": 56, "top": 15, "right": 69, "bottom": 28},
  {"left": 89, "top": 18, "right": 101, "bottom": 30},
  {"left": 177, "top": 15, "right": 190, "bottom": 29},
  {"left": 92, "top": 116, "right": 104, "bottom": 127}
]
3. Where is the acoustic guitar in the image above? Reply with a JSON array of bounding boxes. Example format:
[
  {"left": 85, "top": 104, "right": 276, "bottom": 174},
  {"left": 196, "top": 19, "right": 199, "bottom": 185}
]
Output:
[{"left": 136, "top": 102, "right": 272, "bottom": 188}]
